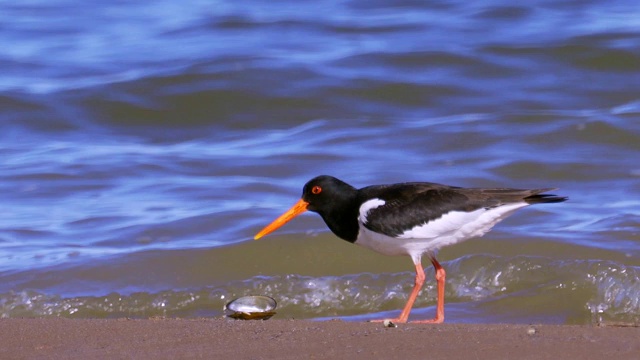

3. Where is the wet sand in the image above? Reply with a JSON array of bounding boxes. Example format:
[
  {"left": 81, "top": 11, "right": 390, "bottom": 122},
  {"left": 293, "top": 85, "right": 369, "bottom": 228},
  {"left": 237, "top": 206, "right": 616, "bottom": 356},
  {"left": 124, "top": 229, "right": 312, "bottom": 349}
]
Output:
[{"left": 1, "top": 318, "right": 638, "bottom": 359}]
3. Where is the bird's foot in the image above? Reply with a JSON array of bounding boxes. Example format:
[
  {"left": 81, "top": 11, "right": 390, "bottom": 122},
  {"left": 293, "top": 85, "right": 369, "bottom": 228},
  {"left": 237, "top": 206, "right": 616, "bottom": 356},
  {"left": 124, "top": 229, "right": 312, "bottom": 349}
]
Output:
[
  {"left": 409, "top": 317, "right": 444, "bottom": 324},
  {"left": 370, "top": 317, "right": 444, "bottom": 324}
]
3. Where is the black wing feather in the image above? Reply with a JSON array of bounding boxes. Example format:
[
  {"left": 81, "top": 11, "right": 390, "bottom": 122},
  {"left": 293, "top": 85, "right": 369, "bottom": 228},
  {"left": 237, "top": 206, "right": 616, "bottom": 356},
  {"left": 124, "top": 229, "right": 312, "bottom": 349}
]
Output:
[{"left": 359, "top": 183, "right": 494, "bottom": 238}]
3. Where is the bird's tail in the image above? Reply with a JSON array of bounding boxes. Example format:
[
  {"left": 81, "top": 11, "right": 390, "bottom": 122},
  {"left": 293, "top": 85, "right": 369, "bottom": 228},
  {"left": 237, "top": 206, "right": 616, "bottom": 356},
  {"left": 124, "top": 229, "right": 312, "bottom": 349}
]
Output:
[{"left": 524, "top": 189, "right": 568, "bottom": 204}]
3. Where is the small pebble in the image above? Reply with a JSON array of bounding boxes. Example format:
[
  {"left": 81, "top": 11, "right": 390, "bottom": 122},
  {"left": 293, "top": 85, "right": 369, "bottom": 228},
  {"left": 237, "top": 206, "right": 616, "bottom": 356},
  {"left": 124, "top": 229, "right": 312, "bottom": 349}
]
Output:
[{"left": 383, "top": 320, "right": 397, "bottom": 328}]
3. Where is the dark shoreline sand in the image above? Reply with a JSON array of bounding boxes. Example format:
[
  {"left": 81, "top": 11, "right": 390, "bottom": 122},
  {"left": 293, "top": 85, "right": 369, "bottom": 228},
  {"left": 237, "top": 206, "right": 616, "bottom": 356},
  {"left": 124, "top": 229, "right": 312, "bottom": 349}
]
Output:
[{"left": 1, "top": 319, "right": 638, "bottom": 359}]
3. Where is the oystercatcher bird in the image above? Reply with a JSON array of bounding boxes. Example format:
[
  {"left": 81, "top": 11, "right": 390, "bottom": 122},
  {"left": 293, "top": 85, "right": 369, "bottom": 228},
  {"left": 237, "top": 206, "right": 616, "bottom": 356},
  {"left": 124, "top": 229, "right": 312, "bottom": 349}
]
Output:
[{"left": 254, "top": 175, "right": 567, "bottom": 323}]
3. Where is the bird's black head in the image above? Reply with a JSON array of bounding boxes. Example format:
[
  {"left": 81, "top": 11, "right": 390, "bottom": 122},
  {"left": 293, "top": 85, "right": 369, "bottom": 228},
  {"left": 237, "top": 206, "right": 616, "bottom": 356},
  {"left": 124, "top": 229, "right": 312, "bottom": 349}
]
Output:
[
  {"left": 254, "top": 175, "right": 359, "bottom": 242},
  {"left": 301, "top": 175, "right": 357, "bottom": 214}
]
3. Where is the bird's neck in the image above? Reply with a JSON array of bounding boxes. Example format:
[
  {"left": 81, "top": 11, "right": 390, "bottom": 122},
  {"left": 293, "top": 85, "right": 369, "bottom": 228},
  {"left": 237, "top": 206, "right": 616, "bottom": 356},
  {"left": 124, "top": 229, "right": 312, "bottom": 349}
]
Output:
[{"left": 319, "top": 197, "right": 360, "bottom": 243}]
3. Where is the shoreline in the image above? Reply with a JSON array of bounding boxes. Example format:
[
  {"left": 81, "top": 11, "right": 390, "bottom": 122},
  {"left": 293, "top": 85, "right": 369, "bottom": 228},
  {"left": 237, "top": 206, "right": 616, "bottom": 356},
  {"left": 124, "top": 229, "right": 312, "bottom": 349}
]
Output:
[{"left": 1, "top": 318, "right": 638, "bottom": 359}]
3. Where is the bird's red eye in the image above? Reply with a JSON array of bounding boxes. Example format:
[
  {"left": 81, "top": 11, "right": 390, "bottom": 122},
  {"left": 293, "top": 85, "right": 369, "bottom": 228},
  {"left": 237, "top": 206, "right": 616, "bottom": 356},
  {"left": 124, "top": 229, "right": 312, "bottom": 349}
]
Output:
[{"left": 312, "top": 186, "right": 322, "bottom": 194}]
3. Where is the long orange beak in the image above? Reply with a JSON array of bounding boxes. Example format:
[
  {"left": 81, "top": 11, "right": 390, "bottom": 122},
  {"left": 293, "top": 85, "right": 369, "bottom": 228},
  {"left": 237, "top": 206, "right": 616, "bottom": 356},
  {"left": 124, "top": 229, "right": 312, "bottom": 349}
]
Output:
[{"left": 254, "top": 199, "right": 309, "bottom": 240}]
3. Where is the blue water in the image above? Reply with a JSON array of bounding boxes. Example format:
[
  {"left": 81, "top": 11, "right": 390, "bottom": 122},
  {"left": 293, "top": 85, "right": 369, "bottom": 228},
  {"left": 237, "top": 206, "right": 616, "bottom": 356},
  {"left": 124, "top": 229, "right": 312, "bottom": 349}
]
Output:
[{"left": 1, "top": 0, "right": 639, "bottom": 324}]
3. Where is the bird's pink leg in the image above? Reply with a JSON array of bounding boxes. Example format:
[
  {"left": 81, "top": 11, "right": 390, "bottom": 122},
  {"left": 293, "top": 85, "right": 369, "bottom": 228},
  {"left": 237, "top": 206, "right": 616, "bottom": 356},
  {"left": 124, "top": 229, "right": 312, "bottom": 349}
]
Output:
[
  {"left": 412, "top": 257, "right": 445, "bottom": 324},
  {"left": 371, "top": 262, "right": 425, "bottom": 324},
  {"left": 371, "top": 257, "right": 446, "bottom": 324}
]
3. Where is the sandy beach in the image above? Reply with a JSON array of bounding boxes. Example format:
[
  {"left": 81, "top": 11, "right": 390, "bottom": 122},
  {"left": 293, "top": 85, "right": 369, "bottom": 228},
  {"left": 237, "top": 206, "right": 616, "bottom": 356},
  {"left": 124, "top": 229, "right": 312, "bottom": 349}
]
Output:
[{"left": 1, "top": 318, "right": 638, "bottom": 359}]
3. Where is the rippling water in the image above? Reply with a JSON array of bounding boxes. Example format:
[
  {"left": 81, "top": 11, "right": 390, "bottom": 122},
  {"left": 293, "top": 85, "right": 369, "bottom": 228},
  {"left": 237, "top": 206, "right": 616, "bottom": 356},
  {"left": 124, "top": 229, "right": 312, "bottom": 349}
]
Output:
[{"left": 1, "top": 0, "right": 639, "bottom": 324}]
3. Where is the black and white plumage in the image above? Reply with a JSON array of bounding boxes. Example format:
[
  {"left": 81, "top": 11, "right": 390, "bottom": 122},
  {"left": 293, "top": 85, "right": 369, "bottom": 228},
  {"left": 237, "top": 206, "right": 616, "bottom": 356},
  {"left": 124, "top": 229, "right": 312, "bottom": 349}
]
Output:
[{"left": 254, "top": 175, "right": 567, "bottom": 323}]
